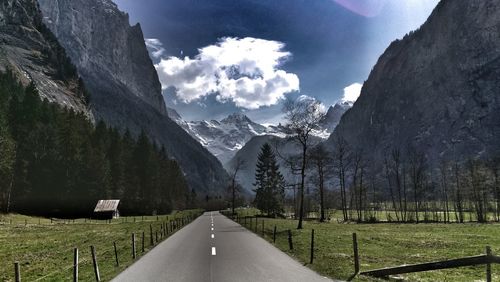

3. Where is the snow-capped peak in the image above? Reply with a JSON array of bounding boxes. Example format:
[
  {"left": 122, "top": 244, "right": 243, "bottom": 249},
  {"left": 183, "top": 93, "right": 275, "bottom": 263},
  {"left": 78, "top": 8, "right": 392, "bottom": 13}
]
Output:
[{"left": 167, "top": 104, "right": 351, "bottom": 165}]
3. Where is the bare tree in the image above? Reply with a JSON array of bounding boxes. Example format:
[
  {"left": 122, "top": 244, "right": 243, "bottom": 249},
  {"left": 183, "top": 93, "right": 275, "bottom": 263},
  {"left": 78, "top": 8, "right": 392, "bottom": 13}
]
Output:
[
  {"left": 351, "top": 149, "right": 367, "bottom": 222},
  {"left": 333, "top": 135, "right": 351, "bottom": 222},
  {"left": 309, "top": 144, "right": 332, "bottom": 222},
  {"left": 407, "top": 145, "right": 427, "bottom": 224},
  {"left": 229, "top": 157, "right": 245, "bottom": 216},
  {"left": 282, "top": 97, "right": 325, "bottom": 229},
  {"left": 439, "top": 161, "right": 451, "bottom": 223},
  {"left": 453, "top": 160, "right": 464, "bottom": 223}
]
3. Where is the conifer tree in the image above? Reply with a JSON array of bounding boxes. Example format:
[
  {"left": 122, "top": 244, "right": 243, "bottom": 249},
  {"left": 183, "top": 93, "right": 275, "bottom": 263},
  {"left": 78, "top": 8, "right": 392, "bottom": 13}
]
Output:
[{"left": 254, "top": 143, "right": 285, "bottom": 216}]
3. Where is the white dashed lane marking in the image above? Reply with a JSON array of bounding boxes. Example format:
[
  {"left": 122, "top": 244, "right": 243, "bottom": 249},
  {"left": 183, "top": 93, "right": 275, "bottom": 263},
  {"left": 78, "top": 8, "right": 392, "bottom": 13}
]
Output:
[
  {"left": 211, "top": 234, "right": 214, "bottom": 239},
  {"left": 212, "top": 247, "right": 216, "bottom": 256}
]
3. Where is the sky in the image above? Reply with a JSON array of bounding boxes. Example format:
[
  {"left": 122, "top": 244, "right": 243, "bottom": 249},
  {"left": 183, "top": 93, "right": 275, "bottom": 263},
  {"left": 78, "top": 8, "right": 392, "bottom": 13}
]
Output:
[{"left": 114, "top": 0, "right": 439, "bottom": 124}]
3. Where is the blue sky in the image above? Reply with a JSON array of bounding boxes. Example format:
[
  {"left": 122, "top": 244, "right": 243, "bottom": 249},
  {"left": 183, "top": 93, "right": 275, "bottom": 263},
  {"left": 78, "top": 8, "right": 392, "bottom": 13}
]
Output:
[{"left": 114, "top": 0, "right": 439, "bottom": 123}]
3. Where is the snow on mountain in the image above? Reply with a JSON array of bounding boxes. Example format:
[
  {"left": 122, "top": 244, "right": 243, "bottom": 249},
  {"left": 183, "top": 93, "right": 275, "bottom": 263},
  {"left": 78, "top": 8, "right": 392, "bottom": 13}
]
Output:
[{"left": 167, "top": 102, "right": 351, "bottom": 165}]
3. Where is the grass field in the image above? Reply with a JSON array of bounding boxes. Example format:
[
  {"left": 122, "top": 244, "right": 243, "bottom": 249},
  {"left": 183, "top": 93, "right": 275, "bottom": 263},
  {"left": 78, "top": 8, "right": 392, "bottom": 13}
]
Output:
[
  {"left": 0, "top": 210, "right": 202, "bottom": 281},
  {"left": 234, "top": 209, "right": 500, "bottom": 282}
]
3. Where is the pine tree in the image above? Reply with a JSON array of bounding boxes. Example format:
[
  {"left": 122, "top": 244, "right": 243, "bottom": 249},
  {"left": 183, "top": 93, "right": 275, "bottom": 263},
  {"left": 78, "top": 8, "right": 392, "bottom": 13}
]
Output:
[{"left": 253, "top": 143, "right": 285, "bottom": 216}]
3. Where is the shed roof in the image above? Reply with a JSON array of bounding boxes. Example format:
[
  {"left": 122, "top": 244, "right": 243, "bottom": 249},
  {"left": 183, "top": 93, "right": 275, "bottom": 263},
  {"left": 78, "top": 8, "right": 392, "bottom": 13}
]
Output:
[{"left": 94, "top": 200, "right": 120, "bottom": 212}]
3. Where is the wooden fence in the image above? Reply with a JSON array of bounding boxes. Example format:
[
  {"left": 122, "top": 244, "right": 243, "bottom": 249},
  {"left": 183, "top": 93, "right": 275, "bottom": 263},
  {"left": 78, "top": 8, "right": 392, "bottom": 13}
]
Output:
[
  {"left": 225, "top": 212, "right": 498, "bottom": 282},
  {"left": 9, "top": 212, "right": 201, "bottom": 281},
  {"left": 360, "top": 247, "right": 499, "bottom": 281}
]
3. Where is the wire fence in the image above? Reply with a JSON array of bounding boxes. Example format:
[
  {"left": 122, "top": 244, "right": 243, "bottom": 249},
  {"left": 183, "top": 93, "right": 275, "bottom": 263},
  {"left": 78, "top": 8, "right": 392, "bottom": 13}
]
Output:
[{"left": 3, "top": 210, "right": 202, "bottom": 281}]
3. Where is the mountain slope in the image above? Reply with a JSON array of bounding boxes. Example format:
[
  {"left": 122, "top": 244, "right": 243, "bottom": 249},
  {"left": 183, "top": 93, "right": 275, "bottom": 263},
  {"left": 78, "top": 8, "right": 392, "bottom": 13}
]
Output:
[
  {"left": 38, "top": 0, "right": 229, "bottom": 194},
  {"left": 0, "top": 0, "right": 89, "bottom": 114},
  {"left": 329, "top": 0, "right": 500, "bottom": 165},
  {"left": 168, "top": 103, "right": 350, "bottom": 166}
]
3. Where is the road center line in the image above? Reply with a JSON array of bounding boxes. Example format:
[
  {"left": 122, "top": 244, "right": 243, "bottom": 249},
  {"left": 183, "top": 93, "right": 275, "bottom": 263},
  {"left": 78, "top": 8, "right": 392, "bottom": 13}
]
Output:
[
  {"left": 211, "top": 234, "right": 214, "bottom": 239},
  {"left": 211, "top": 227, "right": 214, "bottom": 231},
  {"left": 212, "top": 247, "right": 216, "bottom": 256}
]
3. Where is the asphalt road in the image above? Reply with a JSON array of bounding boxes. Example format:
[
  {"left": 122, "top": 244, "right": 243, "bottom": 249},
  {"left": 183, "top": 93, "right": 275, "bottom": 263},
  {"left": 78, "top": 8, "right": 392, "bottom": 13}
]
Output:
[{"left": 112, "top": 211, "right": 334, "bottom": 282}]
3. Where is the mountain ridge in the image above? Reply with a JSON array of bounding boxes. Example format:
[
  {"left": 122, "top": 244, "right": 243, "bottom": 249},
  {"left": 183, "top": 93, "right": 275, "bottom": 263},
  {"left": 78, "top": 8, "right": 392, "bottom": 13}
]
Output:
[
  {"left": 38, "top": 0, "right": 229, "bottom": 194},
  {"left": 328, "top": 0, "right": 500, "bottom": 166},
  {"left": 167, "top": 102, "right": 350, "bottom": 165}
]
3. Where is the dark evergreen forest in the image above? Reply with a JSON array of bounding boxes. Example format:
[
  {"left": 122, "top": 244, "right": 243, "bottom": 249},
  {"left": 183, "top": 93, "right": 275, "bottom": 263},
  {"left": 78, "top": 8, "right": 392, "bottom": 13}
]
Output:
[{"left": 0, "top": 71, "right": 190, "bottom": 217}]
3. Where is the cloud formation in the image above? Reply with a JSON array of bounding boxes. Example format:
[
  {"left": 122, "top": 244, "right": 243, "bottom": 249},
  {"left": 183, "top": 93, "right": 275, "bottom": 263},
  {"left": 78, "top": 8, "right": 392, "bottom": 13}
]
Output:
[
  {"left": 341, "top": 83, "right": 362, "bottom": 103},
  {"left": 154, "top": 37, "right": 300, "bottom": 110},
  {"left": 145, "top": 38, "right": 166, "bottom": 58}
]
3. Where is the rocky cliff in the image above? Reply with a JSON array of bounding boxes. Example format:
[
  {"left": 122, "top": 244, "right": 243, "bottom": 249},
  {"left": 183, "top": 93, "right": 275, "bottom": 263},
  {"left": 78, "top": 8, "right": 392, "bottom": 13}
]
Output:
[
  {"left": 38, "top": 0, "right": 166, "bottom": 114},
  {"left": 0, "top": 0, "right": 89, "bottom": 114},
  {"left": 38, "top": 0, "right": 229, "bottom": 194},
  {"left": 328, "top": 0, "right": 500, "bottom": 165}
]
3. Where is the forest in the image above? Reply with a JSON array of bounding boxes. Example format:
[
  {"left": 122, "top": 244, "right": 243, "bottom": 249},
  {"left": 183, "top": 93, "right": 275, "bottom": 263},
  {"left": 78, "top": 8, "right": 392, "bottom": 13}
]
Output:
[
  {"left": 241, "top": 98, "right": 500, "bottom": 226},
  {"left": 0, "top": 70, "right": 191, "bottom": 217}
]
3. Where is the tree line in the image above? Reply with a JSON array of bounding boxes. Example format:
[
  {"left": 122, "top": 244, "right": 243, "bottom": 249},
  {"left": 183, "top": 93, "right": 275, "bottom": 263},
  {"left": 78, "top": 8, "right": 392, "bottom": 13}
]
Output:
[
  {"left": 266, "top": 97, "right": 500, "bottom": 227},
  {"left": 0, "top": 70, "right": 190, "bottom": 217}
]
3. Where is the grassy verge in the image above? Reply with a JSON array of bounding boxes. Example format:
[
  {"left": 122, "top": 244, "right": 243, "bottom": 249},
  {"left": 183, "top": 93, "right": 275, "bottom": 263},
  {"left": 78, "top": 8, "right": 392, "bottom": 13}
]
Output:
[
  {"left": 0, "top": 210, "right": 202, "bottom": 281},
  {"left": 233, "top": 210, "right": 500, "bottom": 282}
]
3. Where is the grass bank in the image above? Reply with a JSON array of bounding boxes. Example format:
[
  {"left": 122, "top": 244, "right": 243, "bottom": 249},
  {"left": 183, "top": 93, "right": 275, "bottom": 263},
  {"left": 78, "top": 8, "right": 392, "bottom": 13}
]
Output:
[
  {"left": 233, "top": 209, "right": 500, "bottom": 281},
  {"left": 0, "top": 210, "right": 202, "bottom": 281}
]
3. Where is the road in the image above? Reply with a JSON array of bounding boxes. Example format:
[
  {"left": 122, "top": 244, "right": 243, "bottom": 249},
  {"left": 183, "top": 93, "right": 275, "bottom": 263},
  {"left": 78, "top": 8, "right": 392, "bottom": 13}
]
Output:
[{"left": 112, "top": 211, "right": 334, "bottom": 282}]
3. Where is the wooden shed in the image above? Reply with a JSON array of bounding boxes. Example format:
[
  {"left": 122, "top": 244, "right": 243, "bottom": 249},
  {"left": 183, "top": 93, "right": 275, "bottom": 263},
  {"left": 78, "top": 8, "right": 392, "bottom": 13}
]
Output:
[{"left": 93, "top": 200, "right": 120, "bottom": 219}]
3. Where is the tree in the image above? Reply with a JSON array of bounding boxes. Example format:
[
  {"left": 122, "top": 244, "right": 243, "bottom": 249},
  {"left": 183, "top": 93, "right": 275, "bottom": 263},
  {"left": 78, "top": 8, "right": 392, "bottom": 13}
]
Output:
[
  {"left": 254, "top": 143, "right": 285, "bottom": 216},
  {"left": 0, "top": 113, "right": 15, "bottom": 212},
  {"left": 309, "top": 144, "right": 332, "bottom": 222},
  {"left": 407, "top": 145, "right": 427, "bottom": 224},
  {"left": 333, "top": 135, "right": 351, "bottom": 222},
  {"left": 229, "top": 157, "right": 245, "bottom": 216},
  {"left": 283, "top": 97, "right": 325, "bottom": 229}
]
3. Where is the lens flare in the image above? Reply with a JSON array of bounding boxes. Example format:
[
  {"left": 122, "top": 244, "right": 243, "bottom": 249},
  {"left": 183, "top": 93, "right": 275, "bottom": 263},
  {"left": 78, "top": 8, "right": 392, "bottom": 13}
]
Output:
[{"left": 333, "top": 0, "right": 387, "bottom": 17}]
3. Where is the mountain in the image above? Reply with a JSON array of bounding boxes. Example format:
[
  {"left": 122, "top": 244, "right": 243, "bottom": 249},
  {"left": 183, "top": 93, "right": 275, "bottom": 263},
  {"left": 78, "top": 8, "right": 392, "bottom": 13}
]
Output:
[
  {"left": 328, "top": 0, "right": 500, "bottom": 166},
  {"left": 38, "top": 0, "right": 229, "bottom": 194},
  {"left": 319, "top": 102, "right": 352, "bottom": 133},
  {"left": 0, "top": 0, "right": 89, "bottom": 114},
  {"left": 167, "top": 104, "right": 349, "bottom": 165},
  {"left": 167, "top": 109, "right": 271, "bottom": 165},
  {"left": 226, "top": 134, "right": 324, "bottom": 195}
]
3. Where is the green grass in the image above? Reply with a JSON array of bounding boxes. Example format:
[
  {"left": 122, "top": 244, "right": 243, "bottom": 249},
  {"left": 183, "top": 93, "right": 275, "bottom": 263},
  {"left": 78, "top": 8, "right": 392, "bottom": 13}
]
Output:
[
  {"left": 0, "top": 210, "right": 202, "bottom": 282},
  {"left": 234, "top": 210, "right": 500, "bottom": 282}
]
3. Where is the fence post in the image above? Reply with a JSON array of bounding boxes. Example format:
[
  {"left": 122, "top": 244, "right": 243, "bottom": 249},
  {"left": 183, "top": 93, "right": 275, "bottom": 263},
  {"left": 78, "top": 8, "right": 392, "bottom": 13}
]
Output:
[
  {"left": 132, "top": 233, "right": 136, "bottom": 259},
  {"left": 255, "top": 217, "right": 258, "bottom": 232},
  {"left": 14, "top": 262, "right": 20, "bottom": 282},
  {"left": 113, "top": 242, "right": 119, "bottom": 267},
  {"left": 90, "top": 245, "right": 100, "bottom": 282},
  {"left": 310, "top": 229, "right": 315, "bottom": 264},
  {"left": 142, "top": 232, "right": 145, "bottom": 253},
  {"left": 150, "top": 224, "right": 154, "bottom": 246},
  {"left": 261, "top": 219, "right": 264, "bottom": 235},
  {"left": 73, "top": 248, "right": 78, "bottom": 282},
  {"left": 288, "top": 229, "right": 294, "bottom": 250},
  {"left": 273, "top": 226, "right": 277, "bottom": 243},
  {"left": 353, "top": 233, "right": 359, "bottom": 274},
  {"left": 486, "top": 246, "right": 492, "bottom": 282}
]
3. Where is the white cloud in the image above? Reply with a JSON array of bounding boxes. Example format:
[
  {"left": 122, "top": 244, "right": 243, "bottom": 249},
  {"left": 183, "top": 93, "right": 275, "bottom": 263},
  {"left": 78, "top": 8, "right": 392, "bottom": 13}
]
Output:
[
  {"left": 153, "top": 37, "right": 300, "bottom": 110},
  {"left": 145, "top": 38, "right": 166, "bottom": 58},
  {"left": 341, "top": 83, "right": 362, "bottom": 103}
]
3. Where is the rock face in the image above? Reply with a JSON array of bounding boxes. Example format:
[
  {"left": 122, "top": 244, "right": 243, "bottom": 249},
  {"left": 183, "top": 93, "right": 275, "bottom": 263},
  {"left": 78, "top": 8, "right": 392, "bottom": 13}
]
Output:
[
  {"left": 38, "top": 0, "right": 229, "bottom": 194},
  {"left": 319, "top": 102, "right": 352, "bottom": 133},
  {"left": 328, "top": 0, "right": 500, "bottom": 165},
  {"left": 0, "top": 0, "right": 88, "bottom": 114},
  {"left": 38, "top": 0, "right": 166, "bottom": 114}
]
